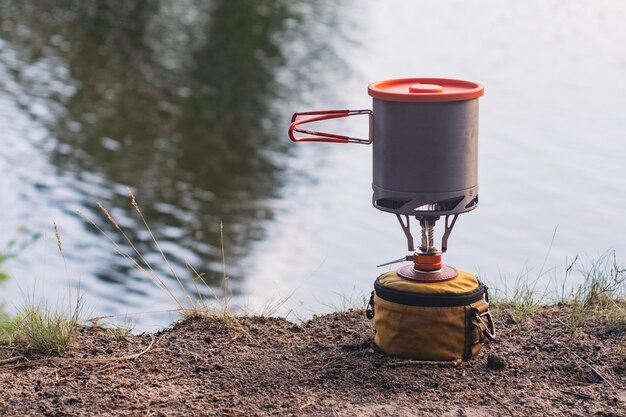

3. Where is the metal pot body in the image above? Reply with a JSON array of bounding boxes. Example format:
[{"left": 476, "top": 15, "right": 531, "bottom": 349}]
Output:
[{"left": 372, "top": 98, "right": 479, "bottom": 216}]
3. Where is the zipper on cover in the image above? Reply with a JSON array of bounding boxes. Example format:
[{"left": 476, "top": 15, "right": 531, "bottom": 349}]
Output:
[{"left": 374, "top": 280, "right": 486, "bottom": 307}]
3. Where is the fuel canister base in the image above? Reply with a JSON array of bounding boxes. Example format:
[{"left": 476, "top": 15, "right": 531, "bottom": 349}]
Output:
[{"left": 397, "top": 264, "right": 458, "bottom": 282}]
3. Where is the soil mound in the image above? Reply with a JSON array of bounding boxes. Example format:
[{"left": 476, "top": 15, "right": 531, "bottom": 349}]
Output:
[{"left": 1, "top": 307, "right": 624, "bottom": 416}]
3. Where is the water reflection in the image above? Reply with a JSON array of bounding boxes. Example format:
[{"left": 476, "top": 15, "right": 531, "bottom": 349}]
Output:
[{"left": 0, "top": 0, "right": 346, "bottom": 296}]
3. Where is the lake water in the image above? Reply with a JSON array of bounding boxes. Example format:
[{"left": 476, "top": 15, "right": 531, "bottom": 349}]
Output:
[{"left": 1, "top": 0, "right": 625, "bottom": 330}]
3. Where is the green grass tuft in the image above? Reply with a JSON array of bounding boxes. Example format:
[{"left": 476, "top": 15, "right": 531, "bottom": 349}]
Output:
[
  {"left": 6, "top": 295, "right": 84, "bottom": 353},
  {"left": 0, "top": 309, "right": 17, "bottom": 345},
  {"left": 488, "top": 268, "right": 543, "bottom": 324},
  {"left": 105, "top": 324, "right": 132, "bottom": 340},
  {"left": 567, "top": 251, "right": 626, "bottom": 335},
  {"left": 486, "top": 250, "right": 626, "bottom": 339}
]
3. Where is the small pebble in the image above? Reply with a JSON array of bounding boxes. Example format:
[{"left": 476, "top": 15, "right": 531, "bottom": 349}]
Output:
[{"left": 487, "top": 353, "right": 506, "bottom": 370}]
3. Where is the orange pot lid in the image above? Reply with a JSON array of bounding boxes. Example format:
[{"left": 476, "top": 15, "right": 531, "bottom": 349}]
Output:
[{"left": 368, "top": 78, "right": 484, "bottom": 103}]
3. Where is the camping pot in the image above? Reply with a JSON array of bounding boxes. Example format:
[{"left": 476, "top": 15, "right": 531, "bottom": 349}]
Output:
[{"left": 289, "top": 78, "right": 484, "bottom": 216}]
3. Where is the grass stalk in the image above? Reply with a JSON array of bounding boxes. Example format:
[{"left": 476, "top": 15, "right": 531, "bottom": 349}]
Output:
[
  {"left": 127, "top": 189, "right": 189, "bottom": 304},
  {"left": 53, "top": 222, "right": 73, "bottom": 318},
  {"left": 84, "top": 194, "right": 232, "bottom": 320},
  {"left": 220, "top": 221, "right": 230, "bottom": 316},
  {"left": 77, "top": 210, "right": 184, "bottom": 309}
]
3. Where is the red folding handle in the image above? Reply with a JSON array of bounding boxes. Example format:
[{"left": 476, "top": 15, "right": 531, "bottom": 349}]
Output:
[{"left": 288, "top": 109, "right": 372, "bottom": 144}]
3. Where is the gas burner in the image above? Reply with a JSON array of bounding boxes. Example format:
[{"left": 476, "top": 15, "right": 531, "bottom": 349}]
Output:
[{"left": 397, "top": 264, "right": 458, "bottom": 282}]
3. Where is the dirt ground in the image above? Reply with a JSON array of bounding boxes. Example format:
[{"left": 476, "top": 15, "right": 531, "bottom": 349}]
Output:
[{"left": 1, "top": 306, "right": 624, "bottom": 417}]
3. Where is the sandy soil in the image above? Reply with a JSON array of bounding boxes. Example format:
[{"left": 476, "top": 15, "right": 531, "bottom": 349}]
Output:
[{"left": 1, "top": 306, "right": 624, "bottom": 416}]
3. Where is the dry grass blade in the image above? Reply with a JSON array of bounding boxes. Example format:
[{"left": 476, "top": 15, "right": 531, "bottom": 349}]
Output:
[
  {"left": 569, "top": 350, "right": 615, "bottom": 388},
  {"left": 54, "top": 222, "right": 72, "bottom": 316},
  {"left": 220, "top": 220, "right": 230, "bottom": 314},
  {"left": 1, "top": 334, "right": 158, "bottom": 369},
  {"left": 127, "top": 189, "right": 188, "bottom": 303},
  {"left": 388, "top": 359, "right": 462, "bottom": 367},
  {"left": 0, "top": 355, "right": 25, "bottom": 365},
  {"left": 76, "top": 210, "right": 183, "bottom": 309},
  {"left": 87, "top": 308, "right": 184, "bottom": 324},
  {"left": 97, "top": 202, "right": 181, "bottom": 299},
  {"left": 53, "top": 222, "right": 63, "bottom": 254},
  {"left": 183, "top": 261, "right": 211, "bottom": 317},
  {"left": 560, "top": 390, "right": 592, "bottom": 400},
  {"left": 82, "top": 194, "right": 222, "bottom": 319},
  {"left": 482, "top": 388, "right": 515, "bottom": 417},
  {"left": 80, "top": 333, "right": 156, "bottom": 363}
]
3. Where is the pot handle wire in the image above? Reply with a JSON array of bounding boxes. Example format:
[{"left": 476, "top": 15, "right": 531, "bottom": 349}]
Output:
[{"left": 288, "top": 109, "right": 373, "bottom": 144}]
